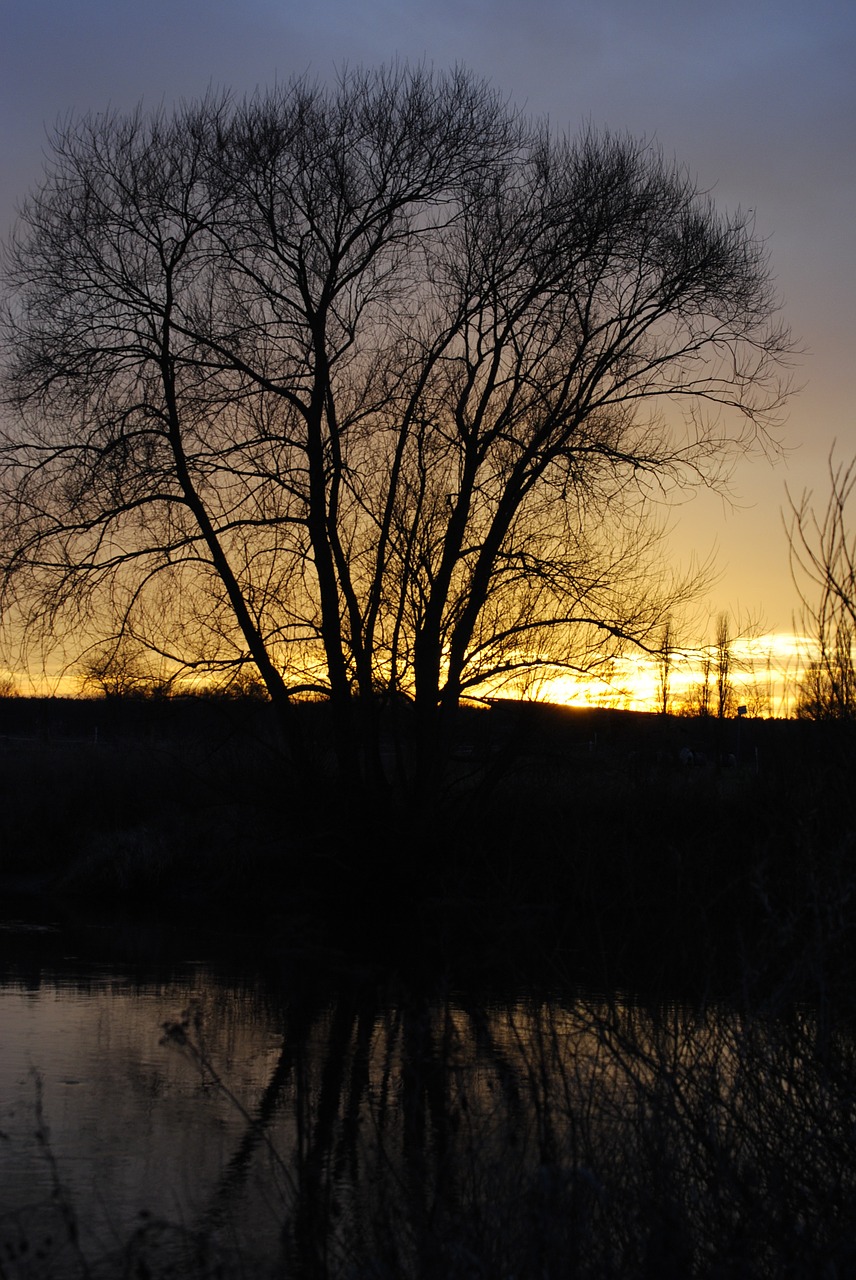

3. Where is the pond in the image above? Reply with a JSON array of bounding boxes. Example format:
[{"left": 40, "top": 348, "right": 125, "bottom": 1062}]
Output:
[{"left": 2, "top": 914, "right": 856, "bottom": 1278}]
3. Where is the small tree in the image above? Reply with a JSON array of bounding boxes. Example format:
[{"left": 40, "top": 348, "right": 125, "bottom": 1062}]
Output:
[
  {"left": 656, "top": 616, "right": 676, "bottom": 715},
  {"left": 682, "top": 651, "right": 714, "bottom": 718},
  {"left": 735, "top": 645, "right": 774, "bottom": 719},
  {"left": 796, "top": 625, "right": 856, "bottom": 720},
  {"left": 79, "top": 639, "right": 165, "bottom": 699},
  {"left": 787, "top": 452, "right": 856, "bottom": 720},
  {"left": 714, "top": 611, "right": 735, "bottom": 719}
]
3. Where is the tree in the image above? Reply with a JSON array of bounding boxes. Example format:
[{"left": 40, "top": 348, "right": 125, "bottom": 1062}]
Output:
[
  {"left": 680, "top": 611, "right": 761, "bottom": 718},
  {"left": 0, "top": 671, "right": 18, "bottom": 698},
  {"left": 682, "top": 649, "right": 713, "bottom": 718},
  {"left": 714, "top": 611, "right": 735, "bottom": 719},
  {"left": 0, "top": 66, "right": 791, "bottom": 787},
  {"left": 79, "top": 636, "right": 167, "bottom": 699},
  {"left": 655, "top": 616, "right": 676, "bottom": 715},
  {"left": 787, "top": 451, "right": 856, "bottom": 720}
]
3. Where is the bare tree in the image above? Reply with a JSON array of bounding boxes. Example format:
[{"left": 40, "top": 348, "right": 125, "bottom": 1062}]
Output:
[
  {"left": 656, "top": 616, "right": 676, "bottom": 715},
  {"left": 681, "top": 612, "right": 761, "bottom": 718},
  {"left": 682, "top": 650, "right": 714, "bottom": 718},
  {"left": 734, "top": 644, "right": 774, "bottom": 718},
  {"left": 787, "top": 452, "right": 856, "bottom": 719},
  {"left": 0, "top": 66, "right": 792, "bottom": 786},
  {"left": 79, "top": 637, "right": 167, "bottom": 699},
  {"left": 714, "top": 611, "right": 735, "bottom": 719},
  {"left": 0, "top": 671, "right": 18, "bottom": 698}
]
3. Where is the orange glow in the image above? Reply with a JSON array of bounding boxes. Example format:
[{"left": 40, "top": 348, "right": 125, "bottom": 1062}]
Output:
[
  {"left": 528, "top": 632, "right": 810, "bottom": 717},
  {"left": 3, "top": 632, "right": 814, "bottom": 716}
]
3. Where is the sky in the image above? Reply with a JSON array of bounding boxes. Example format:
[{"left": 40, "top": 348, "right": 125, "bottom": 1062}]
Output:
[{"left": 1, "top": 0, "right": 854, "bottom": 658}]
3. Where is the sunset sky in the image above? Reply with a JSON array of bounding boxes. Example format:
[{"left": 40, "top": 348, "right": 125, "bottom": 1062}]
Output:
[{"left": 2, "top": 0, "right": 854, "bottom": 700}]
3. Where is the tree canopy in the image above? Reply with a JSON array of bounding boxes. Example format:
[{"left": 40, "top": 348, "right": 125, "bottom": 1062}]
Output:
[{"left": 0, "top": 65, "right": 791, "bottom": 782}]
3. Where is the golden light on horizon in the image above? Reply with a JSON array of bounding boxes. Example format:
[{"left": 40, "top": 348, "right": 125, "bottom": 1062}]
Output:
[
  {"left": 1, "top": 631, "right": 816, "bottom": 717},
  {"left": 528, "top": 631, "right": 812, "bottom": 717}
]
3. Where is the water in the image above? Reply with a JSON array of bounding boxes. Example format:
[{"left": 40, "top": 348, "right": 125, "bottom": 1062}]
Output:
[
  {"left": 2, "top": 915, "right": 856, "bottom": 1277},
  {"left": 0, "top": 919, "right": 299, "bottom": 1275}
]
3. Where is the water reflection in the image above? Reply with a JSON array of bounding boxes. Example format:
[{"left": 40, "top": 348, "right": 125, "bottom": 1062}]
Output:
[{"left": 2, "top": 921, "right": 856, "bottom": 1277}]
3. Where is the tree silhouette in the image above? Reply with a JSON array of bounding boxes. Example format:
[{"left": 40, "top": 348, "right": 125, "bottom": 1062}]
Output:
[
  {"left": 787, "top": 451, "right": 856, "bottom": 720},
  {"left": 0, "top": 66, "right": 791, "bottom": 785},
  {"left": 714, "top": 611, "right": 734, "bottom": 719}
]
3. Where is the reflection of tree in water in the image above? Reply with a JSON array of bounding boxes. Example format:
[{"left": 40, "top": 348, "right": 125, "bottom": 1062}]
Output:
[{"left": 160, "top": 984, "right": 856, "bottom": 1278}]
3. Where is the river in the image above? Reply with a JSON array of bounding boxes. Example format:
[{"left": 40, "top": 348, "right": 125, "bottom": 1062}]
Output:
[{"left": 2, "top": 912, "right": 855, "bottom": 1277}]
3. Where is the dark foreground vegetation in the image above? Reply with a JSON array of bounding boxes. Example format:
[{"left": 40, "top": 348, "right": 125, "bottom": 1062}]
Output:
[
  {"left": 2, "top": 694, "right": 853, "bottom": 989},
  {"left": 3, "top": 696, "right": 856, "bottom": 1277}
]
